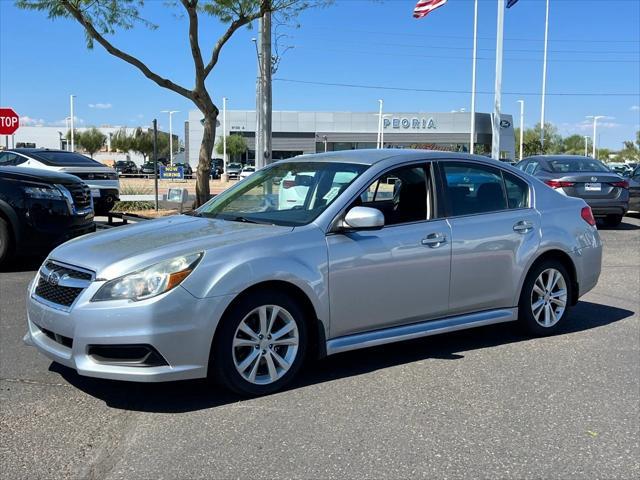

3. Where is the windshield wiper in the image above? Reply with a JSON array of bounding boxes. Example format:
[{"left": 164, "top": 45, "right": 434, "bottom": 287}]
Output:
[{"left": 230, "top": 216, "right": 269, "bottom": 224}]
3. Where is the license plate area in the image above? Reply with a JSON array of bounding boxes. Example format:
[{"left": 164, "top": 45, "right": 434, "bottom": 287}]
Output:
[{"left": 584, "top": 183, "right": 601, "bottom": 192}]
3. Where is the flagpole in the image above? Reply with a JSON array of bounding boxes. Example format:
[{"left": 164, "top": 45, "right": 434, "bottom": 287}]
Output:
[
  {"left": 377, "top": 99, "right": 383, "bottom": 149},
  {"left": 491, "top": 0, "right": 505, "bottom": 160},
  {"left": 540, "top": 0, "right": 550, "bottom": 150},
  {"left": 469, "top": 0, "right": 478, "bottom": 155}
]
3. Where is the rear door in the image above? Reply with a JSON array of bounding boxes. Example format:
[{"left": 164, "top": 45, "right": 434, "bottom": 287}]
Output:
[{"left": 438, "top": 161, "right": 540, "bottom": 315}]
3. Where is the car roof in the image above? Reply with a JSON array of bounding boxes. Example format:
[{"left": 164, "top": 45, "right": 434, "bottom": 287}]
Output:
[{"left": 290, "top": 148, "right": 510, "bottom": 167}]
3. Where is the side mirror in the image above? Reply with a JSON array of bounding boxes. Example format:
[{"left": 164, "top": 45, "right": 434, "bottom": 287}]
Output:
[{"left": 343, "top": 206, "right": 385, "bottom": 230}]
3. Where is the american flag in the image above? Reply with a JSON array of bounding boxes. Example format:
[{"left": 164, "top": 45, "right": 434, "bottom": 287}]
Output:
[
  {"left": 507, "top": 0, "right": 520, "bottom": 7},
  {"left": 413, "top": 0, "right": 448, "bottom": 19}
]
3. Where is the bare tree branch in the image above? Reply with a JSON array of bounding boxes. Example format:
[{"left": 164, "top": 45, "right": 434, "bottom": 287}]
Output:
[
  {"left": 180, "top": 0, "right": 206, "bottom": 83},
  {"left": 60, "top": 0, "right": 194, "bottom": 100}
]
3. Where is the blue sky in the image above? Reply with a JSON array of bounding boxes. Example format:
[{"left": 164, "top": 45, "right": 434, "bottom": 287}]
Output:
[{"left": 1, "top": 0, "right": 639, "bottom": 148}]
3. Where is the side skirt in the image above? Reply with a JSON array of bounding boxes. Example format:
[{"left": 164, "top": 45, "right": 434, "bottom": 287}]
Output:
[{"left": 325, "top": 308, "right": 518, "bottom": 356}]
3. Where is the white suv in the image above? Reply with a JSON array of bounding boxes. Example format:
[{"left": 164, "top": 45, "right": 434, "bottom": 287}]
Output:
[{"left": 0, "top": 149, "right": 119, "bottom": 215}]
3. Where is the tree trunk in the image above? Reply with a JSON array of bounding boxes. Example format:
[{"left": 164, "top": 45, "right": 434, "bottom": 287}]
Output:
[{"left": 196, "top": 111, "right": 217, "bottom": 206}]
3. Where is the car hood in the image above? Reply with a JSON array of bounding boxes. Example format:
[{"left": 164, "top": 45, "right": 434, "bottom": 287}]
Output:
[{"left": 48, "top": 215, "right": 293, "bottom": 279}]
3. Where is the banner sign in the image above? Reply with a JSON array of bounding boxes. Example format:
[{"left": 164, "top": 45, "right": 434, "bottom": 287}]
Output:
[{"left": 159, "top": 165, "right": 184, "bottom": 180}]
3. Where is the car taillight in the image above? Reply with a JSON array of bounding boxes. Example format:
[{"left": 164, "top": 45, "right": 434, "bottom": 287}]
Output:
[
  {"left": 282, "top": 180, "right": 295, "bottom": 189},
  {"left": 581, "top": 206, "right": 596, "bottom": 226},
  {"left": 610, "top": 180, "right": 629, "bottom": 189},
  {"left": 545, "top": 179, "right": 575, "bottom": 189}
]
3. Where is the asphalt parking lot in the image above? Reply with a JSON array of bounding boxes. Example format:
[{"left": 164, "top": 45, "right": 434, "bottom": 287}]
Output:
[{"left": 1, "top": 217, "right": 638, "bottom": 479}]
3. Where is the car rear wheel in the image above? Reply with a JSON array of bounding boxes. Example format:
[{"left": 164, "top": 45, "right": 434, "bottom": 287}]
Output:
[
  {"left": 519, "top": 261, "right": 572, "bottom": 336},
  {"left": 604, "top": 214, "right": 623, "bottom": 227},
  {"left": 0, "top": 218, "right": 11, "bottom": 266},
  {"left": 211, "top": 290, "right": 308, "bottom": 396}
]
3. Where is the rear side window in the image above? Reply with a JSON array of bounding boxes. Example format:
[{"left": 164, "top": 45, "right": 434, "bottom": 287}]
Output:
[
  {"left": 524, "top": 161, "right": 538, "bottom": 174},
  {"left": 442, "top": 163, "right": 507, "bottom": 216},
  {"left": 28, "top": 151, "right": 101, "bottom": 166},
  {"left": 503, "top": 172, "right": 529, "bottom": 209}
]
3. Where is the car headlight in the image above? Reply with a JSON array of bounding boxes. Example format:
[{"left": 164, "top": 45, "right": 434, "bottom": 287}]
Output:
[
  {"left": 92, "top": 253, "right": 202, "bottom": 302},
  {"left": 23, "top": 185, "right": 64, "bottom": 199}
]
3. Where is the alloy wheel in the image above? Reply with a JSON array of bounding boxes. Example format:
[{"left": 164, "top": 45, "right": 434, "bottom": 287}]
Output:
[
  {"left": 530, "top": 268, "right": 568, "bottom": 328},
  {"left": 232, "top": 305, "right": 299, "bottom": 385}
]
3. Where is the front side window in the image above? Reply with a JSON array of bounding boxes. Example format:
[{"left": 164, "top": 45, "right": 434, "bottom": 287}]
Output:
[
  {"left": 196, "top": 161, "right": 367, "bottom": 226},
  {"left": 442, "top": 162, "right": 508, "bottom": 216},
  {"left": 524, "top": 161, "right": 538, "bottom": 174},
  {"left": 0, "top": 152, "right": 17, "bottom": 166},
  {"left": 352, "top": 164, "right": 432, "bottom": 226}
]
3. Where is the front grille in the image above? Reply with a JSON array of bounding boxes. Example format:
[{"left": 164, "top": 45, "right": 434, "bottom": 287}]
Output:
[
  {"left": 33, "top": 262, "right": 93, "bottom": 308},
  {"left": 66, "top": 183, "right": 92, "bottom": 210},
  {"left": 35, "top": 280, "right": 83, "bottom": 307},
  {"left": 44, "top": 261, "right": 92, "bottom": 280},
  {"left": 72, "top": 172, "right": 117, "bottom": 181}
]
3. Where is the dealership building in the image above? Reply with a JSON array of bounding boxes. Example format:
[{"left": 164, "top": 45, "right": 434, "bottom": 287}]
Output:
[{"left": 186, "top": 110, "right": 516, "bottom": 165}]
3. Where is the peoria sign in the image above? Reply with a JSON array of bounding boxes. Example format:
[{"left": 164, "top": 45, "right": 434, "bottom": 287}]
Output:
[{"left": 383, "top": 117, "right": 437, "bottom": 130}]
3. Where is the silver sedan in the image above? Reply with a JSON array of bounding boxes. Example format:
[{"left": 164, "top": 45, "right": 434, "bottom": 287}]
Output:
[{"left": 24, "top": 150, "right": 602, "bottom": 396}]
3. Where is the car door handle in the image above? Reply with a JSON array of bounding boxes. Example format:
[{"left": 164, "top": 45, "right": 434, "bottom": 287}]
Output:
[
  {"left": 421, "top": 232, "right": 447, "bottom": 248},
  {"left": 513, "top": 220, "right": 534, "bottom": 234}
]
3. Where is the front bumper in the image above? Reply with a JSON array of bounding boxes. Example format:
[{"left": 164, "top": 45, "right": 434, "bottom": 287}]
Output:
[{"left": 24, "top": 274, "right": 234, "bottom": 382}]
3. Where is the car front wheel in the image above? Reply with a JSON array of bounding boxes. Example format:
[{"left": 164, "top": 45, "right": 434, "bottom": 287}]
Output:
[
  {"left": 519, "top": 261, "right": 572, "bottom": 336},
  {"left": 211, "top": 290, "right": 308, "bottom": 396}
]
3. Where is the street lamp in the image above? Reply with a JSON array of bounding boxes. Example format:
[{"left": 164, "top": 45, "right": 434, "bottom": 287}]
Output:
[
  {"left": 222, "top": 97, "right": 228, "bottom": 181},
  {"left": 69, "top": 95, "right": 76, "bottom": 152},
  {"left": 517, "top": 100, "right": 525, "bottom": 161},
  {"left": 586, "top": 115, "right": 605, "bottom": 159},
  {"left": 161, "top": 110, "right": 179, "bottom": 165}
]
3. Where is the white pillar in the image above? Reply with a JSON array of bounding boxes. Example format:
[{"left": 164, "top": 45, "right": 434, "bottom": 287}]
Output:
[
  {"left": 223, "top": 97, "right": 227, "bottom": 169},
  {"left": 593, "top": 118, "right": 598, "bottom": 159},
  {"left": 517, "top": 100, "right": 525, "bottom": 160},
  {"left": 584, "top": 136, "right": 589, "bottom": 157},
  {"left": 540, "top": 0, "right": 550, "bottom": 148},
  {"left": 169, "top": 114, "right": 173, "bottom": 165},
  {"left": 70, "top": 95, "right": 75, "bottom": 152},
  {"left": 469, "top": 0, "right": 478, "bottom": 155},
  {"left": 491, "top": 0, "right": 505, "bottom": 160},
  {"left": 377, "top": 99, "right": 383, "bottom": 149}
]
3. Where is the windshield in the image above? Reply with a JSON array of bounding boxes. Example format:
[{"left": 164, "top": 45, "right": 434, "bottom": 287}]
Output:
[
  {"left": 196, "top": 161, "right": 367, "bottom": 226},
  {"left": 27, "top": 151, "right": 103, "bottom": 167},
  {"left": 228, "top": 163, "right": 242, "bottom": 169},
  {"left": 547, "top": 157, "right": 609, "bottom": 173}
]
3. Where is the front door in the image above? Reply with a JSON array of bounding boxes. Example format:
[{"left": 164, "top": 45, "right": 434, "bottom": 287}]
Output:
[{"left": 326, "top": 163, "right": 451, "bottom": 338}]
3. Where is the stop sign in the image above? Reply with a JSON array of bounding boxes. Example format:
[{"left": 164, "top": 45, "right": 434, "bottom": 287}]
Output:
[{"left": 0, "top": 108, "right": 20, "bottom": 135}]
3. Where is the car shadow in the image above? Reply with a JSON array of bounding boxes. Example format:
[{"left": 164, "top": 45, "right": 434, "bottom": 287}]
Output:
[
  {"left": 597, "top": 218, "right": 640, "bottom": 230},
  {"left": 49, "top": 300, "right": 635, "bottom": 413}
]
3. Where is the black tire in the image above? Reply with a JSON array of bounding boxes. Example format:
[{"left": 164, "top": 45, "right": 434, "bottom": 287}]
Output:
[
  {"left": 211, "top": 290, "right": 308, "bottom": 397},
  {"left": 0, "top": 217, "right": 11, "bottom": 266},
  {"left": 518, "top": 260, "right": 573, "bottom": 336},
  {"left": 604, "top": 214, "right": 623, "bottom": 228}
]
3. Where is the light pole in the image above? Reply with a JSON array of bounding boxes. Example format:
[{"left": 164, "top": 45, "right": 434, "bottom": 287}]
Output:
[
  {"left": 491, "top": 0, "right": 505, "bottom": 160},
  {"left": 586, "top": 115, "right": 605, "bottom": 159},
  {"left": 377, "top": 99, "right": 383, "bottom": 149},
  {"left": 540, "top": 0, "right": 550, "bottom": 149},
  {"left": 69, "top": 95, "right": 75, "bottom": 152},
  {"left": 469, "top": 0, "right": 478, "bottom": 154},
  {"left": 161, "top": 110, "right": 179, "bottom": 165},
  {"left": 64, "top": 117, "right": 71, "bottom": 151},
  {"left": 222, "top": 97, "right": 227, "bottom": 179},
  {"left": 583, "top": 136, "right": 590, "bottom": 157},
  {"left": 381, "top": 114, "right": 391, "bottom": 148},
  {"left": 517, "top": 100, "right": 525, "bottom": 161}
]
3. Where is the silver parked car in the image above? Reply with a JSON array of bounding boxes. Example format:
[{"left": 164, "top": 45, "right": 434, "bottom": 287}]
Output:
[
  {"left": 516, "top": 155, "right": 629, "bottom": 227},
  {"left": 24, "top": 150, "right": 602, "bottom": 396}
]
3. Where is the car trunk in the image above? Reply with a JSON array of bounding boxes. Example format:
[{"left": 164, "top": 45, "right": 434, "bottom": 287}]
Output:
[{"left": 555, "top": 173, "right": 625, "bottom": 200}]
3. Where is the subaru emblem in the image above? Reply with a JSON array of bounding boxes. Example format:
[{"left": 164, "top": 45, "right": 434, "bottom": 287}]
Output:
[
  {"left": 47, "top": 271, "right": 61, "bottom": 287},
  {"left": 591, "top": 176, "right": 597, "bottom": 182}
]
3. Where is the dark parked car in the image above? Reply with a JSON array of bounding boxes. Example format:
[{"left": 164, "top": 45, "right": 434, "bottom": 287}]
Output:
[
  {"left": 517, "top": 155, "right": 629, "bottom": 227},
  {"left": 140, "top": 158, "right": 168, "bottom": 176},
  {"left": 173, "top": 162, "right": 193, "bottom": 178},
  {"left": 628, "top": 166, "right": 640, "bottom": 212},
  {"left": 114, "top": 160, "right": 139, "bottom": 176},
  {"left": 0, "top": 167, "right": 95, "bottom": 266},
  {"left": 210, "top": 158, "right": 224, "bottom": 178}
]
